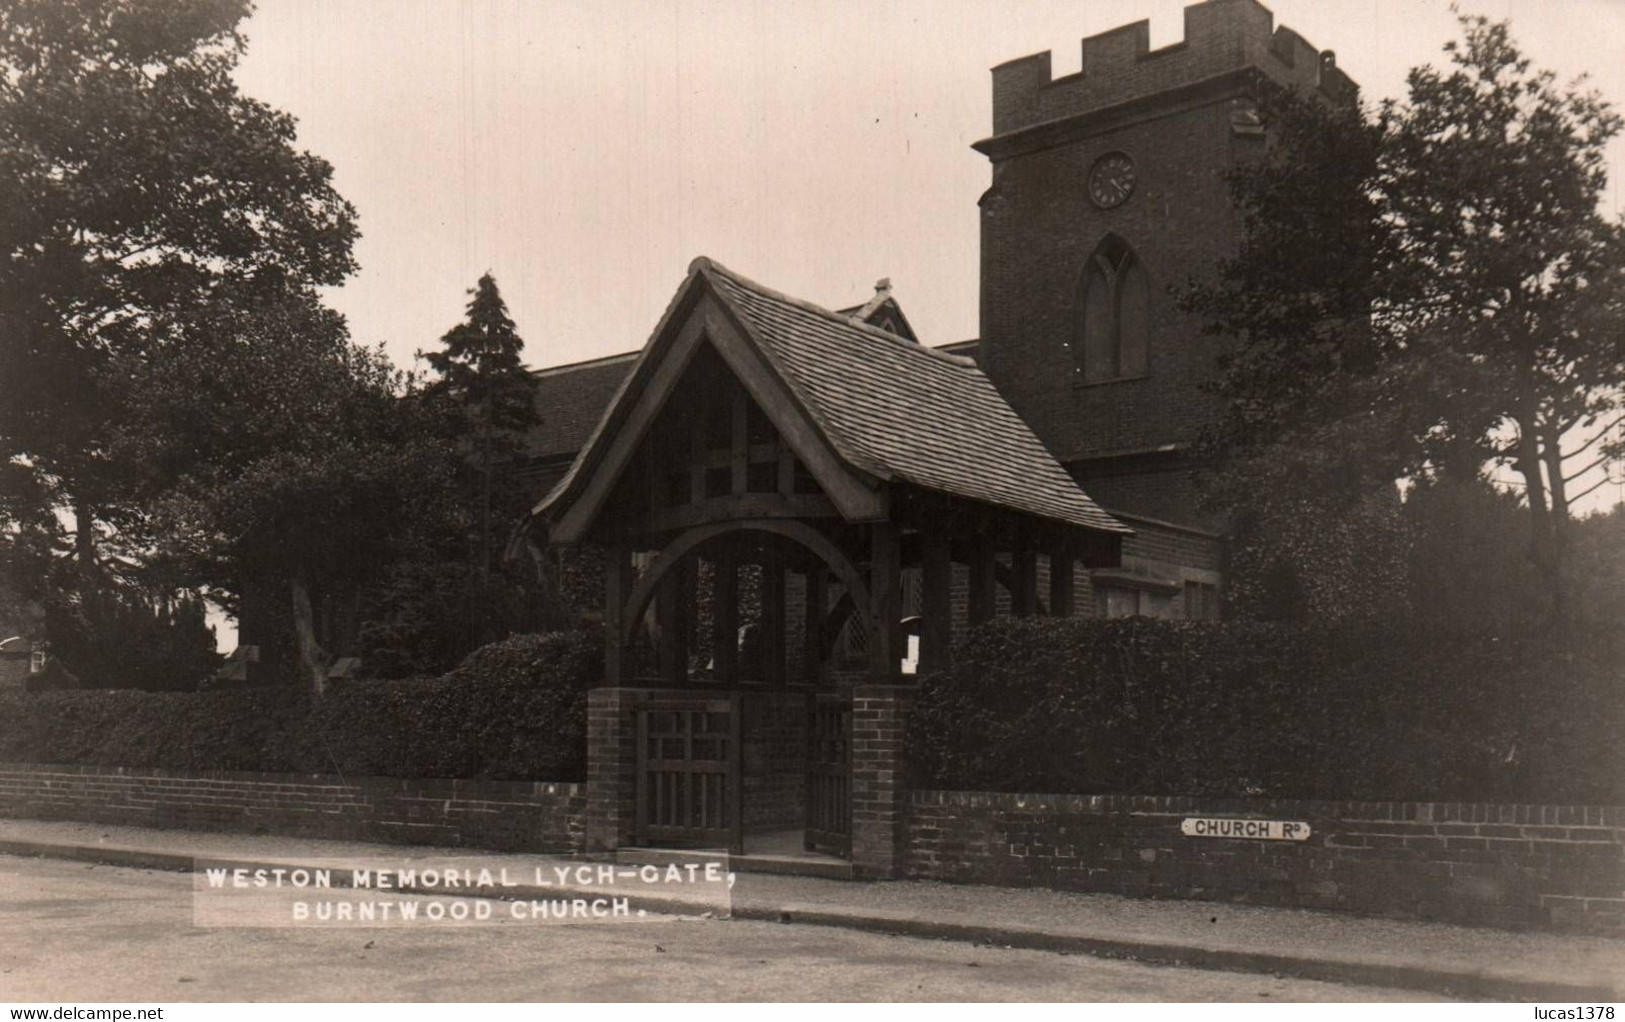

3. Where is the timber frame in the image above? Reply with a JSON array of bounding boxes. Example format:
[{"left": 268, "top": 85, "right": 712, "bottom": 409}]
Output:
[
  {"left": 535, "top": 257, "right": 1130, "bottom": 868},
  {"left": 533, "top": 258, "right": 1130, "bottom": 690}
]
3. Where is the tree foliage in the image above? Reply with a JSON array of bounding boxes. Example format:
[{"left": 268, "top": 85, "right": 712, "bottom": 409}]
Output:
[
  {"left": 0, "top": 1, "right": 473, "bottom": 690},
  {"left": 0, "top": 0, "right": 358, "bottom": 570},
  {"left": 129, "top": 291, "right": 460, "bottom": 692},
  {"left": 421, "top": 272, "right": 542, "bottom": 570},
  {"left": 355, "top": 272, "right": 554, "bottom": 667},
  {"left": 44, "top": 586, "right": 217, "bottom": 691},
  {"left": 422, "top": 273, "right": 541, "bottom": 451},
  {"left": 1183, "top": 16, "right": 1625, "bottom": 618}
]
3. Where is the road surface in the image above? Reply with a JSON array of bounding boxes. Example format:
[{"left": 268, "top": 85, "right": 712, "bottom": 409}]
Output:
[{"left": 0, "top": 855, "right": 1450, "bottom": 1001}]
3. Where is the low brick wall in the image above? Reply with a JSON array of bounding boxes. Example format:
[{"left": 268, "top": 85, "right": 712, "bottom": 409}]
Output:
[
  {"left": 908, "top": 791, "right": 1625, "bottom": 934},
  {"left": 0, "top": 763, "right": 585, "bottom": 853}
]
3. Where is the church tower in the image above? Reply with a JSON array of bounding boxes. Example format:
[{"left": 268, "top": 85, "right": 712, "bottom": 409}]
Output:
[{"left": 976, "top": 0, "right": 1353, "bottom": 526}]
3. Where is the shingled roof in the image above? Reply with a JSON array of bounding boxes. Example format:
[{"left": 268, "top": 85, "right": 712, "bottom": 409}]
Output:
[
  {"left": 537, "top": 258, "right": 1128, "bottom": 536},
  {"left": 524, "top": 351, "right": 637, "bottom": 460}
]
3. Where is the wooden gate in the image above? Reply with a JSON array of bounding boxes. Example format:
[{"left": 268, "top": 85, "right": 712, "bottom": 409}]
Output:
[
  {"left": 805, "top": 693, "right": 851, "bottom": 857},
  {"left": 635, "top": 694, "right": 743, "bottom": 853}
]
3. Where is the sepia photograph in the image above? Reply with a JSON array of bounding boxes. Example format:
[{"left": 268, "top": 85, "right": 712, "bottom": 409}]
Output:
[{"left": 1, "top": 0, "right": 1623, "bottom": 1012}]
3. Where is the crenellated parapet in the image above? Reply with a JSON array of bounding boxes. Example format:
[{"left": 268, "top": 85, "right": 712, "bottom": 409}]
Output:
[{"left": 990, "top": 0, "right": 1355, "bottom": 137}]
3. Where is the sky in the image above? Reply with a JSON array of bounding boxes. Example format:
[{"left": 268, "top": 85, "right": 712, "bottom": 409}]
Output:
[{"left": 233, "top": 0, "right": 1625, "bottom": 368}]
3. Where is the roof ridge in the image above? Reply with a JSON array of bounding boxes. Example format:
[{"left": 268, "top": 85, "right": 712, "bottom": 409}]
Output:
[
  {"left": 530, "top": 349, "right": 638, "bottom": 377},
  {"left": 693, "top": 256, "right": 977, "bottom": 369},
  {"left": 690, "top": 257, "right": 884, "bottom": 481}
]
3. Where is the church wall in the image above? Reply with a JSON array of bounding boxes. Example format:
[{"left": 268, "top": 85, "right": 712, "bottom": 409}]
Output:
[
  {"left": 979, "top": 97, "right": 1243, "bottom": 468},
  {"left": 989, "top": 0, "right": 1351, "bottom": 137},
  {"left": 907, "top": 789, "right": 1625, "bottom": 935}
]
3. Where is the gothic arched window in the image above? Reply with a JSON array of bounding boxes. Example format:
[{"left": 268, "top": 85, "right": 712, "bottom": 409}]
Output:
[{"left": 1075, "top": 235, "right": 1150, "bottom": 381}]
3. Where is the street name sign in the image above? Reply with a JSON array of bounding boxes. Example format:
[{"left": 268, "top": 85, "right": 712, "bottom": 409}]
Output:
[{"left": 1180, "top": 818, "right": 1311, "bottom": 841}]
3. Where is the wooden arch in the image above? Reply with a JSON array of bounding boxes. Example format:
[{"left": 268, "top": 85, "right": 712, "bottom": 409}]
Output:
[{"left": 619, "top": 518, "right": 873, "bottom": 646}]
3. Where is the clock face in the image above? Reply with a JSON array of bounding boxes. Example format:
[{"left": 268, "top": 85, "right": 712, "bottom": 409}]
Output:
[{"left": 1088, "top": 152, "right": 1136, "bottom": 209}]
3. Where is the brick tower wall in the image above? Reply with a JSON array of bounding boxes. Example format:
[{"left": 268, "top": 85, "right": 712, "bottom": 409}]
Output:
[{"left": 977, "top": 0, "right": 1355, "bottom": 526}]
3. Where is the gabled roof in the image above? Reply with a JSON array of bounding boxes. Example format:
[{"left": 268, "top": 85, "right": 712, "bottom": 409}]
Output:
[
  {"left": 836, "top": 279, "right": 918, "bottom": 343},
  {"left": 524, "top": 351, "right": 638, "bottom": 460},
  {"left": 536, "top": 258, "right": 1128, "bottom": 536}
]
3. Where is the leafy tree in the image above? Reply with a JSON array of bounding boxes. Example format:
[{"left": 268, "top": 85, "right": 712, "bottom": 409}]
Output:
[
  {"left": 1183, "top": 16, "right": 1625, "bottom": 620},
  {"left": 0, "top": 460, "right": 59, "bottom": 633},
  {"left": 1226, "top": 488, "right": 1410, "bottom": 624},
  {"left": 44, "top": 586, "right": 217, "bottom": 691},
  {"left": 355, "top": 558, "right": 570, "bottom": 679},
  {"left": 1182, "top": 78, "right": 1399, "bottom": 495},
  {"left": 1394, "top": 468, "right": 1579, "bottom": 647},
  {"left": 1567, "top": 502, "right": 1625, "bottom": 641},
  {"left": 0, "top": 0, "right": 357, "bottom": 583},
  {"left": 129, "top": 290, "right": 460, "bottom": 695},
  {"left": 1387, "top": 17, "right": 1625, "bottom": 610}
]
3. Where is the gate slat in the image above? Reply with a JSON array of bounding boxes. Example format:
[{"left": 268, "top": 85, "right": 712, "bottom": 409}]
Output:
[
  {"left": 805, "top": 693, "right": 852, "bottom": 857},
  {"left": 634, "top": 695, "right": 742, "bottom": 849}
]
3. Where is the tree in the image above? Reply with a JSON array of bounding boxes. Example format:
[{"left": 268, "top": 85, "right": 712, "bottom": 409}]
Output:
[
  {"left": 1183, "top": 16, "right": 1625, "bottom": 620},
  {"left": 420, "top": 273, "right": 542, "bottom": 643},
  {"left": 1401, "top": 471, "right": 1540, "bottom": 639},
  {"left": 1226, "top": 488, "right": 1411, "bottom": 625},
  {"left": 0, "top": 0, "right": 357, "bottom": 585},
  {"left": 1388, "top": 17, "right": 1625, "bottom": 614},
  {"left": 44, "top": 586, "right": 217, "bottom": 691},
  {"left": 129, "top": 290, "right": 459, "bottom": 696}
]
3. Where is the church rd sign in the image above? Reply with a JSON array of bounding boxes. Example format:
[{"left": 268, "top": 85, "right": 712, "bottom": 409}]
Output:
[{"left": 1180, "top": 818, "right": 1311, "bottom": 841}]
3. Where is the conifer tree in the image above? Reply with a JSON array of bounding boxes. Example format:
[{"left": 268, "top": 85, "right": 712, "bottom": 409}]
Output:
[{"left": 422, "top": 274, "right": 541, "bottom": 634}]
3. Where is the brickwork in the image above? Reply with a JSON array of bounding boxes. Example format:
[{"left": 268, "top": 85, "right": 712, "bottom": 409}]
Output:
[
  {"left": 978, "top": 0, "right": 1356, "bottom": 587},
  {"left": 0, "top": 763, "right": 584, "bottom": 853},
  {"left": 585, "top": 686, "right": 645, "bottom": 851},
  {"left": 1118, "top": 516, "right": 1223, "bottom": 573},
  {"left": 849, "top": 685, "right": 914, "bottom": 878},
  {"left": 908, "top": 791, "right": 1625, "bottom": 935},
  {"left": 1080, "top": 467, "right": 1215, "bottom": 530},
  {"left": 981, "top": 96, "right": 1248, "bottom": 464},
  {"left": 989, "top": 0, "right": 1352, "bottom": 136}
]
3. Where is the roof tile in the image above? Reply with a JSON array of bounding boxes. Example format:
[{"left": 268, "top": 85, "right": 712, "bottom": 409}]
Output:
[{"left": 703, "top": 262, "right": 1126, "bottom": 533}]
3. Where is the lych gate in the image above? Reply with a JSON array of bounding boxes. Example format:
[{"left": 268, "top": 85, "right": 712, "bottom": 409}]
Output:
[{"left": 531, "top": 258, "right": 1129, "bottom": 876}]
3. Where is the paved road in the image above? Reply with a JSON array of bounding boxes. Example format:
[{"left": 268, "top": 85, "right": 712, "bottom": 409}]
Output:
[{"left": 0, "top": 856, "right": 1450, "bottom": 1002}]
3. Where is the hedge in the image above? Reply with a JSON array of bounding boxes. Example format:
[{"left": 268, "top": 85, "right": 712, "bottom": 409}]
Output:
[
  {"left": 0, "top": 631, "right": 598, "bottom": 781},
  {"left": 908, "top": 617, "right": 1625, "bottom": 804}
]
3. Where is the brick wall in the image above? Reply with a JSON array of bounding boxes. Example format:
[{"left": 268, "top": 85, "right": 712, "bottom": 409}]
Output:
[
  {"left": 990, "top": 0, "right": 1351, "bottom": 136},
  {"left": 908, "top": 791, "right": 1625, "bottom": 934},
  {"left": 585, "top": 686, "right": 643, "bottom": 851},
  {"left": 1117, "top": 515, "right": 1223, "bottom": 573},
  {"left": 0, "top": 763, "right": 585, "bottom": 853},
  {"left": 850, "top": 685, "right": 913, "bottom": 878},
  {"left": 980, "top": 94, "right": 1242, "bottom": 467},
  {"left": 977, "top": 1, "right": 1355, "bottom": 559}
]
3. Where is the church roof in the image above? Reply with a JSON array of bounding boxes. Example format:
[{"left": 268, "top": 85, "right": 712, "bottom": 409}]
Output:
[
  {"left": 835, "top": 279, "right": 918, "bottom": 342},
  {"left": 525, "top": 351, "right": 637, "bottom": 460},
  {"left": 534, "top": 258, "right": 1127, "bottom": 536},
  {"left": 701, "top": 262, "right": 1127, "bottom": 533},
  {"left": 524, "top": 290, "right": 911, "bottom": 464}
]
